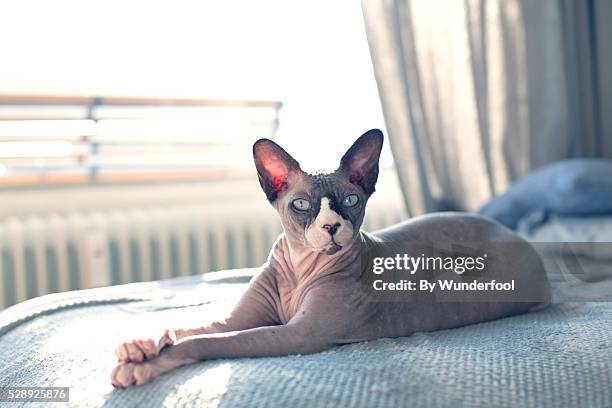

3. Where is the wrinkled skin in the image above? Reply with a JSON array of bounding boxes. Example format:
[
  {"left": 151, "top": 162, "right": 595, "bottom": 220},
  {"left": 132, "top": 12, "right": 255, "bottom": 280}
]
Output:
[{"left": 111, "top": 129, "right": 550, "bottom": 388}]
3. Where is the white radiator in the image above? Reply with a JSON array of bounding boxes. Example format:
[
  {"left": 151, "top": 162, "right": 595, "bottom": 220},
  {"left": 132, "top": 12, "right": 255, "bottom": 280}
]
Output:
[{"left": 0, "top": 202, "right": 406, "bottom": 309}]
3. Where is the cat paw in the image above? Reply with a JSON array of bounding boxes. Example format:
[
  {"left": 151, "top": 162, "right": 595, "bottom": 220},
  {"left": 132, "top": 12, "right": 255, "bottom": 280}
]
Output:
[
  {"left": 111, "top": 346, "right": 186, "bottom": 388},
  {"left": 115, "top": 330, "right": 175, "bottom": 363},
  {"left": 111, "top": 361, "right": 156, "bottom": 387}
]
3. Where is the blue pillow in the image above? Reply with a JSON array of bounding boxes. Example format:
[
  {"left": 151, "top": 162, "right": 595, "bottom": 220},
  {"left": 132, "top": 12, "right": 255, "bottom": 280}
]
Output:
[{"left": 478, "top": 159, "right": 612, "bottom": 229}]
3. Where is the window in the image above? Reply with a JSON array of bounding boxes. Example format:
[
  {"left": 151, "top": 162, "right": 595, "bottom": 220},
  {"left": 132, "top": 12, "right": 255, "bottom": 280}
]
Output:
[
  {"left": 0, "top": 95, "right": 281, "bottom": 186},
  {"left": 0, "top": 1, "right": 387, "bottom": 187}
]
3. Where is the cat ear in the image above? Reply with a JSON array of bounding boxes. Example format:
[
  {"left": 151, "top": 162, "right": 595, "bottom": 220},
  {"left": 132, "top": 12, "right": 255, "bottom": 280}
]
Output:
[
  {"left": 253, "top": 138, "right": 302, "bottom": 201},
  {"left": 338, "top": 129, "right": 384, "bottom": 196}
]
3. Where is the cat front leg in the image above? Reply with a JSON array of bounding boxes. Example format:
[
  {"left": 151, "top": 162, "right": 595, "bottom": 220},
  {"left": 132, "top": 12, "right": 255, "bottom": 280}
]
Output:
[
  {"left": 111, "top": 322, "right": 334, "bottom": 387},
  {"left": 114, "top": 267, "right": 281, "bottom": 365},
  {"left": 111, "top": 285, "right": 350, "bottom": 387}
]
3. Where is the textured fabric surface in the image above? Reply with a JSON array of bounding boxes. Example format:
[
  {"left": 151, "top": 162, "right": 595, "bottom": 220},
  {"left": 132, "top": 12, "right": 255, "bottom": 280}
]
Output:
[
  {"left": 1, "top": 268, "right": 611, "bottom": 407},
  {"left": 516, "top": 214, "right": 612, "bottom": 286},
  {"left": 519, "top": 214, "right": 612, "bottom": 260}
]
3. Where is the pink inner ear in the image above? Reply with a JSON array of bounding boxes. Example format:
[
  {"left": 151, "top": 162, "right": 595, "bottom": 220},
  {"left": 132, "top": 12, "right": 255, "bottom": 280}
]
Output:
[
  {"left": 265, "top": 158, "right": 289, "bottom": 191},
  {"left": 349, "top": 151, "right": 371, "bottom": 184},
  {"left": 272, "top": 175, "right": 287, "bottom": 192}
]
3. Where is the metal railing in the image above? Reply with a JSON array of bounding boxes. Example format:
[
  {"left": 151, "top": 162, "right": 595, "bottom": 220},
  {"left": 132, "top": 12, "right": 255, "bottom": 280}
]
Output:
[{"left": 0, "top": 95, "right": 282, "bottom": 187}]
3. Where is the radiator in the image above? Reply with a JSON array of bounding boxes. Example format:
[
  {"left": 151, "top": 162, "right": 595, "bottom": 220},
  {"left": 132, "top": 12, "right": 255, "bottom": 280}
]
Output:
[{"left": 0, "top": 203, "right": 406, "bottom": 309}]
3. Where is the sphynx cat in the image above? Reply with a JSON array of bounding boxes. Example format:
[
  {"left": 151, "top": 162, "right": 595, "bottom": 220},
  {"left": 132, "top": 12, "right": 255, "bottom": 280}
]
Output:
[{"left": 111, "top": 129, "right": 550, "bottom": 387}]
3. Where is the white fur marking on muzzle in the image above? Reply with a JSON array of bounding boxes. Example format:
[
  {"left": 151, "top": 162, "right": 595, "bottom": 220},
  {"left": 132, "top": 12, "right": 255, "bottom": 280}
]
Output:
[
  {"left": 317, "top": 197, "right": 341, "bottom": 228},
  {"left": 304, "top": 197, "right": 354, "bottom": 252}
]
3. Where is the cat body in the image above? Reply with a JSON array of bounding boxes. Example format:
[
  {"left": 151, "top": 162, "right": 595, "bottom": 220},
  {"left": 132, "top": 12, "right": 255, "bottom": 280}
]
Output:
[{"left": 111, "top": 130, "right": 549, "bottom": 387}]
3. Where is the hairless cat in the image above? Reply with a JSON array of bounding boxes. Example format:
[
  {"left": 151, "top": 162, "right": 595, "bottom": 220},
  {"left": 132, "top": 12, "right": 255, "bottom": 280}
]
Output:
[{"left": 111, "top": 129, "right": 550, "bottom": 387}]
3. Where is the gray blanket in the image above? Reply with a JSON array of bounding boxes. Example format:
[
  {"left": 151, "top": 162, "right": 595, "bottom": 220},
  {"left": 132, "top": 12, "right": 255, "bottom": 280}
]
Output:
[{"left": 0, "top": 266, "right": 611, "bottom": 408}]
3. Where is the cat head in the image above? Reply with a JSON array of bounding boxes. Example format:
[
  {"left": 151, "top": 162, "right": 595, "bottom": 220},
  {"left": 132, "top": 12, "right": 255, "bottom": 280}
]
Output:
[{"left": 253, "top": 129, "right": 383, "bottom": 255}]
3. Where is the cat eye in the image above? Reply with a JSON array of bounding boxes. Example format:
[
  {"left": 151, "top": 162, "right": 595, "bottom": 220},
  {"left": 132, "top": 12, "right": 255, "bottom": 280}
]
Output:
[
  {"left": 292, "top": 198, "right": 311, "bottom": 211},
  {"left": 342, "top": 194, "right": 359, "bottom": 207}
]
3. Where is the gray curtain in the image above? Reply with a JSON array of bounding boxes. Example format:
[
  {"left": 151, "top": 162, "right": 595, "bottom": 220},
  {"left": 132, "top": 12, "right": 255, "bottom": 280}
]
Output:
[{"left": 362, "top": 0, "right": 612, "bottom": 216}]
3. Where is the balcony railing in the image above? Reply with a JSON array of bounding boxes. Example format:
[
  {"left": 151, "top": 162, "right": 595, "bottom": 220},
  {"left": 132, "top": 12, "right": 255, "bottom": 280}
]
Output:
[{"left": 0, "top": 95, "right": 282, "bottom": 187}]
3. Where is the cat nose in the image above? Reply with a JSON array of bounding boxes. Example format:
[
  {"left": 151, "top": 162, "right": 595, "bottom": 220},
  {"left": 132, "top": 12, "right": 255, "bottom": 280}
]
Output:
[{"left": 322, "top": 222, "right": 341, "bottom": 235}]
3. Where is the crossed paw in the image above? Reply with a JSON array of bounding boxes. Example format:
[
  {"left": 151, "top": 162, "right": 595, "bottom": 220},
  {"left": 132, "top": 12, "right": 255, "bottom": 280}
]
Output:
[{"left": 111, "top": 330, "right": 175, "bottom": 388}]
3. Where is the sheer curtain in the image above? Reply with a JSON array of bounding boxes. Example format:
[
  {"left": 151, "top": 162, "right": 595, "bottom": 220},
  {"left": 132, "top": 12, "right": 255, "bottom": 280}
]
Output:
[{"left": 362, "top": 0, "right": 612, "bottom": 215}]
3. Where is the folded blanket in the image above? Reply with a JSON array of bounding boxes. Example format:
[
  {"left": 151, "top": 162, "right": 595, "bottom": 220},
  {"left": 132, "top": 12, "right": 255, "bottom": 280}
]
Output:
[{"left": 0, "top": 267, "right": 611, "bottom": 407}]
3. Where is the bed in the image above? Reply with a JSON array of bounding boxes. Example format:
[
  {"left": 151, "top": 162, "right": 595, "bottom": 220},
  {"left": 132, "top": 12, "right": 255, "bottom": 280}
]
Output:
[{"left": 1, "top": 244, "right": 612, "bottom": 408}]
